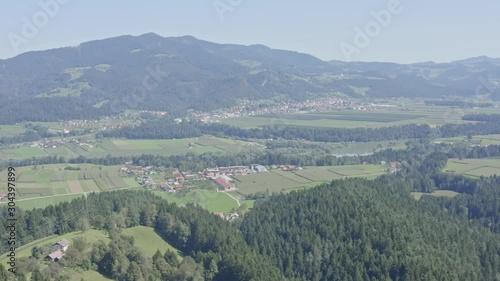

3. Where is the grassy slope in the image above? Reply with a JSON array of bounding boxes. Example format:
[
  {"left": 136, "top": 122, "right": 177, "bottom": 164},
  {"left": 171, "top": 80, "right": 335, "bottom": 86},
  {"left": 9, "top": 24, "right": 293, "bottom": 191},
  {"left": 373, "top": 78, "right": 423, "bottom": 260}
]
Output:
[
  {"left": 1, "top": 226, "right": 181, "bottom": 280},
  {"left": 122, "top": 226, "right": 182, "bottom": 258}
]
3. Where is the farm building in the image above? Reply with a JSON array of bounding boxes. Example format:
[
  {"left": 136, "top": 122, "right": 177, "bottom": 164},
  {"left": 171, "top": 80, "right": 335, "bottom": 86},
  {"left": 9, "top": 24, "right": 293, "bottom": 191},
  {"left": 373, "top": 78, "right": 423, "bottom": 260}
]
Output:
[
  {"left": 52, "top": 239, "right": 70, "bottom": 252},
  {"left": 213, "top": 177, "right": 233, "bottom": 190},
  {"left": 46, "top": 250, "right": 65, "bottom": 262},
  {"left": 46, "top": 239, "right": 70, "bottom": 262},
  {"left": 204, "top": 168, "right": 219, "bottom": 177},
  {"left": 219, "top": 166, "right": 249, "bottom": 175},
  {"left": 250, "top": 164, "right": 267, "bottom": 172}
]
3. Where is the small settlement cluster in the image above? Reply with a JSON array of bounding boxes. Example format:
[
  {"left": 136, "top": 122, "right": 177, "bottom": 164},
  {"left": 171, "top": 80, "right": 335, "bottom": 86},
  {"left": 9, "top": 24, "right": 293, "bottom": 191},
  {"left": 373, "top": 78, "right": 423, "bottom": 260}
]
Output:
[{"left": 120, "top": 163, "right": 269, "bottom": 192}]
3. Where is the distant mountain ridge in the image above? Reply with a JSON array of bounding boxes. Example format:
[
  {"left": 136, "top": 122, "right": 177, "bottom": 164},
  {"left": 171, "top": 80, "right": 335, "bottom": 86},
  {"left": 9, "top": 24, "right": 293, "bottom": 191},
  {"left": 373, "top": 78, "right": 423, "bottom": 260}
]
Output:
[{"left": 0, "top": 33, "right": 499, "bottom": 124}]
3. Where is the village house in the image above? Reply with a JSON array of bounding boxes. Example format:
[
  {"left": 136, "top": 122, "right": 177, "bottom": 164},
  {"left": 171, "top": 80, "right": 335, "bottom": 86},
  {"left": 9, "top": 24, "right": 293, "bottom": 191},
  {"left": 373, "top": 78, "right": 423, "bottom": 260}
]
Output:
[
  {"left": 388, "top": 161, "right": 402, "bottom": 174},
  {"left": 279, "top": 165, "right": 298, "bottom": 171},
  {"left": 46, "top": 250, "right": 65, "bottom": 262},
  {"left": 228, "top": 213, "right": 240, "bottom": 222},
  {"left": 52, "top": 239, "right": 70, "bottom": 252},
  {"left": 182, "top": 170, "right": 198, "bottom": 180}
]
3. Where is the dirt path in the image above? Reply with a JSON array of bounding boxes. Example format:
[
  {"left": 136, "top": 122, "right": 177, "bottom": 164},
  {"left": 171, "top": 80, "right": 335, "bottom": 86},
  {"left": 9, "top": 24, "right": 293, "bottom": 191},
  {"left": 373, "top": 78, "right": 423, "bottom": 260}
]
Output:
[{"left": 220, "top": 189, "right": 241, "bottom": 207}]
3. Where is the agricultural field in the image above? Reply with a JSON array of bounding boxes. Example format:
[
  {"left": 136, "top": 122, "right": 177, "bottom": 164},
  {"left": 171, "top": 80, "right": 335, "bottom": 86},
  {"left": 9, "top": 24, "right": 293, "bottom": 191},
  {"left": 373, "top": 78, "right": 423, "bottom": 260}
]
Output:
[
  {"left": 0, "top": 136, "right": 261, "bottom": 160},
  {"left": 0, "top": 146, "right": 48, "bottom": 159},
  {"left": 0, "top": 164, "right": 140, "bottom": 210},
  {"left": 0, "top": 125, "right": 26, "bottom": 137},
  {"left": 445, "top": 158, "right": 500, "bottom": 177},
  {"left": 437, "top": 134, "right": 500, "bottom": 145},
  {"left": 232, "top": 164, "right": 385, "bottom": 195},
  {"left": 218, "top": 106, "right": 475, "bottom": 129}
]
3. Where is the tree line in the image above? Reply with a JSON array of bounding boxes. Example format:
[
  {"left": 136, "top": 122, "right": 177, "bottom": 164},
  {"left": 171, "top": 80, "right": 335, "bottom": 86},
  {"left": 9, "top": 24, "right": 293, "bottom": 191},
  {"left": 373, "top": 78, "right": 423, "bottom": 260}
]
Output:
[
  {"left": 0, "top": 190, "right": 284, "bottom": 281},
  {"left": 103, "top": 116, "right": 500, "bottom": 143}
]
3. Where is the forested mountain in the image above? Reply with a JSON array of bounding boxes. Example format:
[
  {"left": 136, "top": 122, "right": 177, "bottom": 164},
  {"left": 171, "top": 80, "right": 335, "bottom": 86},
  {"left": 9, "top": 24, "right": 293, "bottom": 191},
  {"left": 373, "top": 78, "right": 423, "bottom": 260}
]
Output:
[{"left": 1, "top": 33, "right": 500, "bottom": 123}]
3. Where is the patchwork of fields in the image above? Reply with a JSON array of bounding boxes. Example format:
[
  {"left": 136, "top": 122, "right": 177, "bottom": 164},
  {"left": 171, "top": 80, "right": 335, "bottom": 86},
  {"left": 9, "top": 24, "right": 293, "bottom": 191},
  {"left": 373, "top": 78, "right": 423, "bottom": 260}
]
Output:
[
  {"left": 0, "top": 137, "right": 259, "bottom": 160},
  {"left": 0, "top": 164, "right": 140, "bottom": 209},
  {"left": 445, "top": 158, "right": 500, "bottom": 177},
  {"left": 219, "top": 107, "right": 473, "bottom": 129},
  {"left": 232, "top": 165, "right": 386, "bottom": 195}
]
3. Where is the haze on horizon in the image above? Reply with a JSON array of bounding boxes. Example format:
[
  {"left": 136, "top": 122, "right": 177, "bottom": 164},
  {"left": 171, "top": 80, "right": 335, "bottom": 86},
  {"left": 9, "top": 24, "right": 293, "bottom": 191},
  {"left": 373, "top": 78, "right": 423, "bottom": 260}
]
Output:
[{"left": 1, "top": 0, "right": 499, "bottom": 64}]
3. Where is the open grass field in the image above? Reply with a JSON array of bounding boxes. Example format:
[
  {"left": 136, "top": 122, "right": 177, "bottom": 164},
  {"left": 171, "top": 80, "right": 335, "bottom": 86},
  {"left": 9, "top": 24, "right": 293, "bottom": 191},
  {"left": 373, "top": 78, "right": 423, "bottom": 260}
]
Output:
[
  {"left": 0, "top": 164, "right": 140, "bottom": 210},
  {"left": 445, "top": 158, "right": 500, "bottom": 177},
  {"left": 154, "top": 189, "right": 240, "bottom": 214},
  {"left": 122, "top": 226, "right": 182, "bottom": 258},
  {"left": 437, "top": 134, "right": 500, "bottom": 145},
  {"left": 233, "top": 165, "right": 385, "bottom": 195},
  {"left": 15, "top": 194, "right": 85, "bottom": 210},
  {"left": 411, "top": 190, "right": 460, "bottom": 200},
  {"left": 0, "top": 125, "right": 26, "bottom": 137},
  {"left": 0, "top": 146, "right": 48, "bottom": 159},
  {"left": 67, "top": 269, "right": 113, "bottom": 281},
  {"left": 219, "top": 106, "right": 475, "bottom": 129}
]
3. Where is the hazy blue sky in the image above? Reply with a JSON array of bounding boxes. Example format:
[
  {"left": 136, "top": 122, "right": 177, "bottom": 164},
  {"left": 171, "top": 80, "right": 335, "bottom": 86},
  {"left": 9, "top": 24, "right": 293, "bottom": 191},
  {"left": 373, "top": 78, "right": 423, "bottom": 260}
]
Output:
[{"left": 1, "top": 0, "right": 499, "bottom": 63}]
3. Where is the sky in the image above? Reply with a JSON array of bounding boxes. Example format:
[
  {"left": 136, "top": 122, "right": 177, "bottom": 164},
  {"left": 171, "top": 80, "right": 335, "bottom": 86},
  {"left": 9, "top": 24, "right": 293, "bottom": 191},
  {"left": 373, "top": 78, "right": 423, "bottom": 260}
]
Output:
[{"left": 1, "top": 0, "right": 499, "bottom": 64}]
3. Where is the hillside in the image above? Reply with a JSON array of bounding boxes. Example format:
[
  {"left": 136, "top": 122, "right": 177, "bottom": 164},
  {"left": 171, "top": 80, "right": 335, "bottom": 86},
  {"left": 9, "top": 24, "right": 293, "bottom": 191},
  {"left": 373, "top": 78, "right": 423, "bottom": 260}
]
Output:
[
  {"left": 240, "top": 178, "right": 500, "bottom": 280},
  {"left": 1, "top": 33, "right": 500, "bottom": 124}
]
